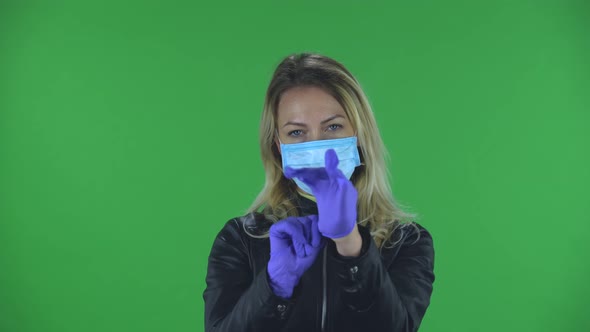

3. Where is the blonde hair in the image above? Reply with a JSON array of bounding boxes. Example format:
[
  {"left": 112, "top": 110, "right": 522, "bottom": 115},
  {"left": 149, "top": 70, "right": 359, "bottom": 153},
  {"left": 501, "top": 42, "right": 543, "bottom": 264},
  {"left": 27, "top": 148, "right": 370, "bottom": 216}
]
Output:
[{"left": 248, "top": 52, "right": 418, "bottom": 248}]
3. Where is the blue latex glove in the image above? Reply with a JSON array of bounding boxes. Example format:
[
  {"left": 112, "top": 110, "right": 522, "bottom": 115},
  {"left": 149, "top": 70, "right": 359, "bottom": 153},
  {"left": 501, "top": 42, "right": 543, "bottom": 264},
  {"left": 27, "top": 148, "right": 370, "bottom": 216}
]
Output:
[
  {"left": 267, "top": 215, "right": 324, "bottom": 299},
  {"left": 284, "top": 149, "right": 358, "bottom": 239}
]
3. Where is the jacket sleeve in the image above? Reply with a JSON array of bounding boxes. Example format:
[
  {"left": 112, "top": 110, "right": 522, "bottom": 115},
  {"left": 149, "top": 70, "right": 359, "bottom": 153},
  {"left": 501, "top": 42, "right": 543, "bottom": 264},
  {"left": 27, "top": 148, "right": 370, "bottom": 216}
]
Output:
[
  {"left": 203, "top": 219, "right": 294, "bottom": 332},
  {"left": 327, "top": 223, "right": 435, "bottom": 332}
]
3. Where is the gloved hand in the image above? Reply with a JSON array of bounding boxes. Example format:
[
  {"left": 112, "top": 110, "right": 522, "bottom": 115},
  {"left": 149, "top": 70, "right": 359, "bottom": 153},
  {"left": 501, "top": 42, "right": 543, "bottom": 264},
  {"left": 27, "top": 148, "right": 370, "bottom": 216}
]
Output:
[
  {"left": 284, "top": 149, "right": 358, "bottom": 239},
  {"left": 267, "top": 215, "right": 324, "bottom": 299}
]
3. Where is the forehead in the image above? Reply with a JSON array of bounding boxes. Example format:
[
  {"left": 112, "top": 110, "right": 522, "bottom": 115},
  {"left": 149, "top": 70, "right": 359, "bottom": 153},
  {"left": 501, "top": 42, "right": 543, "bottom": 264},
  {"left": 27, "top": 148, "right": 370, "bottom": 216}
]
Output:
[{"left": 277, "top": 86, "right": 345, "bottom": 120}]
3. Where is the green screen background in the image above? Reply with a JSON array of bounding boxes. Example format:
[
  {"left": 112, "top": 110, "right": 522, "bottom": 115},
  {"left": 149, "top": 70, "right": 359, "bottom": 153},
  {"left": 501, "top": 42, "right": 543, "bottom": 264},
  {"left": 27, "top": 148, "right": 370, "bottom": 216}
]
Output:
[{"left": 1, "top": 1, "right": 589, "bottom": 331}]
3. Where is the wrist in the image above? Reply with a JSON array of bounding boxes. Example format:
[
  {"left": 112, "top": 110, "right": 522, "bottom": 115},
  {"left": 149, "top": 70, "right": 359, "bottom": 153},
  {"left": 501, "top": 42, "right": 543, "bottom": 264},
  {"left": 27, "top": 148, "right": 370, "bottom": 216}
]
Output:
[{"left": 332, "top": 224, "right": 362, "bottom": 257}]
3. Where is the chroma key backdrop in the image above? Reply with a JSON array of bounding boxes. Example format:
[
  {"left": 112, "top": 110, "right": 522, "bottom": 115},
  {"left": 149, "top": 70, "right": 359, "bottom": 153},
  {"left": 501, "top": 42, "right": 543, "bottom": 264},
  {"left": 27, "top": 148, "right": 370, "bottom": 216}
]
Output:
[{"left": 1, "top": 1, "right": 589, "bottom": 332}]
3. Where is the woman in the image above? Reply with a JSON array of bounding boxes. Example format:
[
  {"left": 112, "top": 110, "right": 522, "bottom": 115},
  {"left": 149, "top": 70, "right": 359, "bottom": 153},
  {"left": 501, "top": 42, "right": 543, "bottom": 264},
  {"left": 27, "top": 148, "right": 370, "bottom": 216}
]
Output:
[{"left": 203, "top": 53, "right": 435, "bottom": 332}]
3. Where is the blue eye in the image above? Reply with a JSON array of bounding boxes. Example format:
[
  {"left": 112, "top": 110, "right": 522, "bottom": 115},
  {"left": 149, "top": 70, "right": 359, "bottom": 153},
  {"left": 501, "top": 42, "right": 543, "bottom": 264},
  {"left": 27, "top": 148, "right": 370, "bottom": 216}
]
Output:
[
  {"left": 288, "top": 129, "right": 303, "bottom": 137},
  {"left": 327, "top": 124, "right": 342, "bottom": 131}
]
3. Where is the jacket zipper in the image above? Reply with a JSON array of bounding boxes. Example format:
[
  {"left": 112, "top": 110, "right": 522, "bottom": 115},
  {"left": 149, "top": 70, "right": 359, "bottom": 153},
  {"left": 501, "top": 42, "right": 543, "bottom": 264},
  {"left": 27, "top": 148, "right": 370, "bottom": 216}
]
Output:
[{"left": 321, "top": 246, "right": 327, "bottom": 332}]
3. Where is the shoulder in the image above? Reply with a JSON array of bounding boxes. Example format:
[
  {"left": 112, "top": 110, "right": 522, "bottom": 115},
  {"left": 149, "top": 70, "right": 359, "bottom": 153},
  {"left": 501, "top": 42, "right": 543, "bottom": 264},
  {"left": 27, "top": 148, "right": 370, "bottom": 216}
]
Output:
[
  {"left": 207, "top": 213, "right": 271, "bottom": 261},
  {"left": 237, "top": 212, "right": 274, "bottom": 236},
  {"left": 396, "top": 222, "right": 433, "bottom": 246},
  {"left": 382, "top": 222, "right": 434, "bottom": 260}
]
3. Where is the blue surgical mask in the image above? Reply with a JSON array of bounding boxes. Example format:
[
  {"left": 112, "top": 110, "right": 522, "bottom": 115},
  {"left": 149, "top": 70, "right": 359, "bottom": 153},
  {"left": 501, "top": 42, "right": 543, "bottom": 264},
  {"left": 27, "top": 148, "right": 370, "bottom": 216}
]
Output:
[{"left": 279, "top": 136, "right": 361, "bottom": 195}]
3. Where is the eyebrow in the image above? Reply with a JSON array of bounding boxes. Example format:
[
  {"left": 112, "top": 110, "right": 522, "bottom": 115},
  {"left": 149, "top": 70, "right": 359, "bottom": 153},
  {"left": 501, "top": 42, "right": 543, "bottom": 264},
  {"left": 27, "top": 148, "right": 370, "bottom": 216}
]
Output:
[{"left": 282, "top": 114, "right": 345, "bottom": 128}]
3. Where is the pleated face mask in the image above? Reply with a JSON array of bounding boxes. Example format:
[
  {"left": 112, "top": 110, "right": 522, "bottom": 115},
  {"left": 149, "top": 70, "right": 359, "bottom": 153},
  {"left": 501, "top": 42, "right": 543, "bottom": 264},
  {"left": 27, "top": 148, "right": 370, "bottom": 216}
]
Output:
[{"left": 279, "top": 136, "right": 361, "bottom": 195}]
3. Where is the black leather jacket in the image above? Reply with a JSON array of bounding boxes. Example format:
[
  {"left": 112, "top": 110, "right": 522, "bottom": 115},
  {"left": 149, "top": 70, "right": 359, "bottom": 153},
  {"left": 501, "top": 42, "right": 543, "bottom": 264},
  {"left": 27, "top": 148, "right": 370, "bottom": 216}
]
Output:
[{"left": 203, "top": 195, "right": 435, "bottom": 332}]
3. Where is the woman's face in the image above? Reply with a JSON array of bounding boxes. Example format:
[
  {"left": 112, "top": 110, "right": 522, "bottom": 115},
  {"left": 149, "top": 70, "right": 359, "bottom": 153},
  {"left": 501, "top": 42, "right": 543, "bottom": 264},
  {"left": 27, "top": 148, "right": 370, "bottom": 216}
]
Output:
[{"left": 275, "top": 86, "right": 355, "bottom": 146}]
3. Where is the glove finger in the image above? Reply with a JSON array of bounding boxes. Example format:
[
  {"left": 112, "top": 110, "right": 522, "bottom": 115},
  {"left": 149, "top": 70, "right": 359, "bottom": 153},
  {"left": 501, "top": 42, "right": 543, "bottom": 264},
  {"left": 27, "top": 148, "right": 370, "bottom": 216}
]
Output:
[
  {"left": 285, "top": 166, "right": 328, "bottom": 183},
  {"left": 289, "top": 221, "right": 309, "bottom": 257},
  {"left": 270, "top": 217, "right": 300, "bottom": 251},
  {"left": 296, "top": 216, "right": 313, "bottom": 244},
  {"left": 284, "top": 166, "right": 311, "bottom": 180},
  {"left": 278, "top": 218, "right": 309, "bottom": 258},
  {"left": 303, "top": 243, "right": 316, "bottom": 256},
  {"left": 300, "top": 245, "right": 321, "bottom": 269},
  {"left": 269, "top": 235, "right": 288, "bottom": 252},
  {"left": 307, "top": 215, "right": 322, "bottom": 248},
  {"left": 270, "top": 218, "right": 295, "bottom": 237},
  {"left": 324, "top": 149, "right": 342, "bottom": 180},
  {"left": 294, "top": 241, "right": 306, "bottom": 258},
  {"left": 284, "top": 167, "right": 325, "bottom": 191}
]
